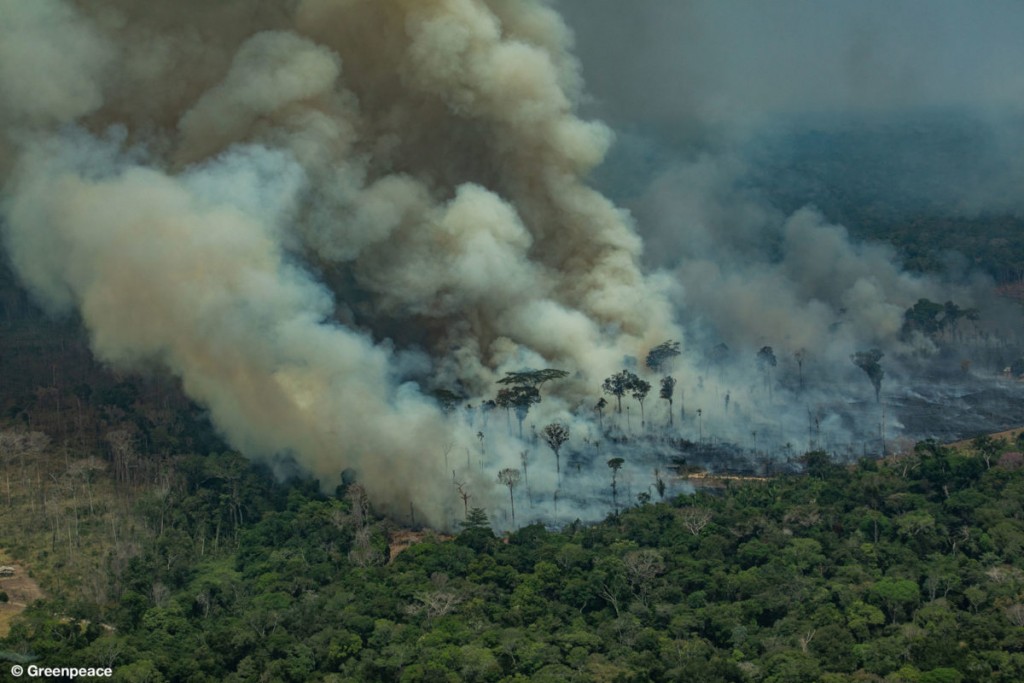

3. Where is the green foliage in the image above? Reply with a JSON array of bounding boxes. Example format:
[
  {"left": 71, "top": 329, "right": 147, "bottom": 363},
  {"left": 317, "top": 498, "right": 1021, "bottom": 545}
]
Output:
[
  {"left": 463, "top": 507, "right": 490, "bottom": 530},
  {"left": 920, "top": 668, "right": 964, "bottom": 683},
  {"left": 5, "top": 441, "right": 1024, "bottom": 682},
  {"left": 799, "top": 450, "right": 839, "bottom": 479},
  {"left": 872, "top": 578, "right": 921, "bottom": 623}
]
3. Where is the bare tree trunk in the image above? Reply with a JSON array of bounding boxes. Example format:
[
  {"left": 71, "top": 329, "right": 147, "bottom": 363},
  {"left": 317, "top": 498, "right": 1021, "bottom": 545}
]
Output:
[{"left": 508, "top": 488, "right": 515, "bottom": 527}]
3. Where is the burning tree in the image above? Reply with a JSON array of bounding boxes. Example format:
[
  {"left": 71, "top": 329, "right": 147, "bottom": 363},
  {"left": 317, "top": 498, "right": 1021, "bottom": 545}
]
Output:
[
  {"left": 943, "top": 300, "right": 978, "bottom": 341},
  {"left": 794, "top": 348, "right": 807, "bottom": 391},
  {"left": 432, "top": 389, "right": 462, "bottom": 416},
  {"left": 497, "top": 468, "right": 521, "bottom": 527},
  {"left": 645, "top": 340, "right": 680, "bottom": 373},
  {"left": 852, "top": 349, "right": 885, "bottom": 402},
  {"left": 608, "top": 457, "right": 624, "bottom": 512},
  {"left": 495, "top": 385, "right": 540, "bottom": 439},
  {"left": 630, "top": 376, "right": 652, "bottom": 429},
  {"left": 480, "top": 399, "right": 496, "bottom": 428},
  {"left": 509, "top": 385, "right": 540, "bottom": 439},
  {"left": 653, "top": 468, "right": 667, "bottom": 500},
  {"left": 659, "top": 376, "right": 677, "bottom": 427},
  {"left": 495, "top": 388, "right": 515, "bottom": 435},
  {"left": 756, "top": 346, "right": 777, "bottom": 399},
  {"left": 455, "top": 480, "right": 471, "bottom": 518},
  {"left": 494, "top": 369, "right": 565, "bottom": 439},
  {"left": 594, "top": 397, "right": 608, "bottom": 432},
  {"left": 602, "top": 370, "right": 633, "bottom": 414},
  {"left": 542, "top": 422, "right": 570, "bottom": 482},
  {"left": 497, "top": 369, "right": 568, "bottom": 388}
]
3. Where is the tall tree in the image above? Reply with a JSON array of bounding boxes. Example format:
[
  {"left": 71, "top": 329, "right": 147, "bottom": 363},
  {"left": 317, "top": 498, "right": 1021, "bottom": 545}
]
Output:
[
  {"left": 794, "top": 348, "right": 807, "bottom": 391},
  {"left": 756, "top": 346, "right": 777, "bottom": 399},
  {"left": 653, "top": 468, "right": 666, "bottom": 500},
  {"left": 455, "top": 481, "right": 471, "bottom": 518},
  {"left": 497, "top": 468, "right": 521, "bottom": 527},
  {"left": 852, "top": 349, "right": 885, "bottom": 402},
  {"left": 495, "top": 370, "right": 563, "bottom": 439},
  {"left": 480, "top": 399, "right": 496, "bottom": 429},
  {"left": 645, "top": 340, "right": 681, "bottom": 373},
  {"left": 901, "top": 298, "right": 945, "bottom": 337},
  {"left": 659, "top": 376, "right": 676, "bottom": 427},
  {"left": 542, "top": 423, "right": 570, "bottom": 483},
  {"left": 602, "top": 370, "right": 632, "bottom": 414},
  {"left": 509, "top": 385, "right": 540, "bottom": 439},
  {"left": 462, "top": 506, "right": 489, "bottom": 529},
  {"left": 494, "top": 389, "right": 515, "bottom": 435},
  {"left": 594, "top": 397, "right": 607, "bottom": 432},
  {"left": 607, "top": 457, "right": 624, "bottom": 513},
  {"left": 496, "top": 369, "right": 568, "bottom": 388},
  {"left": 432, "top": 389, "right": 462, "bottom": 416},
  {"left": 942, "top": 300, "right": 978, "bottom": 341},
  {"left": 630, "top": 376, "right": 652, "bottom": 429}
]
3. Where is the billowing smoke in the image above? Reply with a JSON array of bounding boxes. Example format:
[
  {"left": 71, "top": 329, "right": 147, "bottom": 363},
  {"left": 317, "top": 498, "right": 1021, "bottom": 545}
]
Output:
[
  {"left": 635, "top": 154, "right": 974, "bottom": 355},
  {"left": 0, "top": 0, "right": 679, "bottom": 526},
  {"left": 2, "top": 1, "right": 1021, "bottom": 529},
  {"left": 553, "top": 0, "right": 1024, "bottom": 464}
]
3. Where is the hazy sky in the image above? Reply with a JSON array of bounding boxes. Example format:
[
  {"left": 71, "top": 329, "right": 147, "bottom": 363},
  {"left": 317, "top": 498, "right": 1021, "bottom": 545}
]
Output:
[{"left": 554, "top": 0, "right": 1024, "bottom": 130}]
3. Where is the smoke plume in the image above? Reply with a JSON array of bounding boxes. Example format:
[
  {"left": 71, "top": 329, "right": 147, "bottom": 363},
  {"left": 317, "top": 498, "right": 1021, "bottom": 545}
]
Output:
[
  {"left": 2, "top": 1, "right": 1021, "bottom": 528},
  {"left": 0, "top": 0, "right": 679, "bottom": 526}
]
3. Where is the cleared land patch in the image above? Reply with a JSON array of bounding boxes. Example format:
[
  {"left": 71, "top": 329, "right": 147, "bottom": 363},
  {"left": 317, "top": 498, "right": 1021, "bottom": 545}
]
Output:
[{"left": 0, "top": 551, "right": 44, "bottom": 637}]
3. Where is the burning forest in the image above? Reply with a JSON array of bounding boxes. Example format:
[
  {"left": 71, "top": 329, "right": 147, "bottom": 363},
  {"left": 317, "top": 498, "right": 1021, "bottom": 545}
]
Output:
[{"left": 1, "top": 0, "right": 1023, "bottom": 531}]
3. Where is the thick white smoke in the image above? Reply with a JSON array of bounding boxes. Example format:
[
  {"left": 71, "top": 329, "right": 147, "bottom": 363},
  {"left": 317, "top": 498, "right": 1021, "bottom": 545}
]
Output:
[{"left": 0, "top": 0, "right": 679, "bottom": 526}]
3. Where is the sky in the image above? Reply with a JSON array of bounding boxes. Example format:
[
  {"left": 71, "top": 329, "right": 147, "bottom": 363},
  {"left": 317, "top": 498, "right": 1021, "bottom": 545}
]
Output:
[{"left": 554, "top": 0, "right": 1024, "bottom": 132}]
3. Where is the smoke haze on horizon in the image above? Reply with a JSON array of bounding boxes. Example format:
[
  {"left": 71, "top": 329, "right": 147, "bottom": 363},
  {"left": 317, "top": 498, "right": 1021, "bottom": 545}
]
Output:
[{"left": 556, "top": 0, "right": 1024, "bottom": 402}]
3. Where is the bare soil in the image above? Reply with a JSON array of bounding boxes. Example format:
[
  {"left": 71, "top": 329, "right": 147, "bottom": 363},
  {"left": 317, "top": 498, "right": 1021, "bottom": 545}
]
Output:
[
  {"left": 388, "top": 529, "right": 452, "bottom": 564},
  {"left": 0, "top": 550, "right": 44, "bottom": 637},
  {"left": 949, "top": 426, "right": 1024, "bottom": 451}
]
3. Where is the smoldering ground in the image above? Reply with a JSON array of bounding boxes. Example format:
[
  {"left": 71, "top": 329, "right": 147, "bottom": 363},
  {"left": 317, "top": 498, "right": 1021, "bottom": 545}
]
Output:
[{"left": 1, "top": 0, "right": 1022, "bottom": 530}]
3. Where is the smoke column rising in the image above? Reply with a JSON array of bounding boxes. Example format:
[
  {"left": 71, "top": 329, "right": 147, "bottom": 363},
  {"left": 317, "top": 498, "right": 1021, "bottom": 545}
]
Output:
[
  {"left": 4, "top": 1, "right": 1020, "bottom": 527},
  {"left": 0, "top": 0, "right": 680, "bottom": 525}
]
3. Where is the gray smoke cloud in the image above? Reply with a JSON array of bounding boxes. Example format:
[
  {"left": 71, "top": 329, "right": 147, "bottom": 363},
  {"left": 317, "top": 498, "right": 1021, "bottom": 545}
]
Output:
[
  {"left": 554, "top": 0, "right": 1024, "bottom": 127},
  {"left": 551, "top": 0, "right": 1024, "bottom": 461},
  {"left": 0, "top": 0, "right": 681, "bottom": 527},
  {"left": 552, "top": 0, "right": 1024, "bottom": 345}
]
